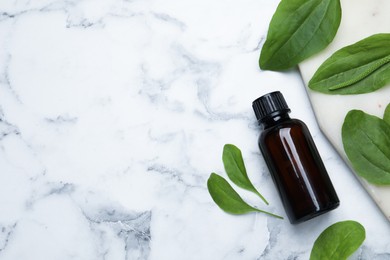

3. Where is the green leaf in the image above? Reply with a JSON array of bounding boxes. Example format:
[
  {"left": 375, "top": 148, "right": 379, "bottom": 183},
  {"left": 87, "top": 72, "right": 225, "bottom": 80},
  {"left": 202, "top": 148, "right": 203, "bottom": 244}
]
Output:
[
  {"left": 207, "top": 173, "right": 283, "bottom": 219},
  {"left": 342, "top": 110, "right": 390, "bottom": 185},
  {"left": 222, "top": 144, "right": 269, "bottom": 205},
  {"left": 259, "top": 0, "right": 341, "bottom": 71},
  {"left": 310, "top": 220, "right": 365, "bottom": 260},
  {"left": 384, "top": 103, "right": 390, "bottom": 126},
  {"left": 309, "top": 34, "right": 390, "bottom": 94}
]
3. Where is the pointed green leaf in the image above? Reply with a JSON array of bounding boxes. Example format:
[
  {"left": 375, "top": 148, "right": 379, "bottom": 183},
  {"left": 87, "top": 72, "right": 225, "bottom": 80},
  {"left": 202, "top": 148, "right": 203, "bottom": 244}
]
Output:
[
  {"left": 342, "top": 110, "right": 390, "bottom": 185},
  {"left": 223, "top": 144, "right": 268, "bottom": 205},
  {"left": 309, "top": 34, "right": 390, "bottom": 94},
  {"left": 260, "top": 0, "right": 341, "bottom": 71},
  {"left": 384, "top": 103, "right": 390, "bottom": 126},
  {"left": 310, "top": 220, "right": 365, "bottom": 260},
  {"left": 207, "top": 173, "right": 283, "bottom": 219}
]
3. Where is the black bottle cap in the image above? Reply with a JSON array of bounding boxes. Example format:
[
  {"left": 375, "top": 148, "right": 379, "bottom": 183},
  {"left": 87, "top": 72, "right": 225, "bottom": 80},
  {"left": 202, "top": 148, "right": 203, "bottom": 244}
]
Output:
[{"left": 252, "top": 91, "right": 291, "bottom": 123}]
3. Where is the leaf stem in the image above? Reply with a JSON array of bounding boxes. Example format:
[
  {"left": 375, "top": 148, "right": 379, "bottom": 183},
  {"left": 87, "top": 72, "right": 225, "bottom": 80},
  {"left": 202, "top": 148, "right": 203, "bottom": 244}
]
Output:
[
  {"left": 255, "top": 190, "right": 269, "bottom": 205},
  {"left": 255, "top": 208, "right": 284, "bottom": 219}
]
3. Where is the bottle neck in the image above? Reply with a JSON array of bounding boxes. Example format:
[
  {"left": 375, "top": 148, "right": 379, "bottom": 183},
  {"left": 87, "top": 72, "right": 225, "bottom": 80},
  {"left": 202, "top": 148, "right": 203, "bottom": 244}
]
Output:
[{"left": 260, "top": 113, "right": 291, "bottom": 129}]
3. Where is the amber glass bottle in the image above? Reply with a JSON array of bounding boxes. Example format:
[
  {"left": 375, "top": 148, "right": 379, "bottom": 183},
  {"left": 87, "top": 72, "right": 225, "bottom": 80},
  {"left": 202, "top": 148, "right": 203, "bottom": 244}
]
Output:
[{"left": 252, "top": 91, "right": 339, "bottom": 224}]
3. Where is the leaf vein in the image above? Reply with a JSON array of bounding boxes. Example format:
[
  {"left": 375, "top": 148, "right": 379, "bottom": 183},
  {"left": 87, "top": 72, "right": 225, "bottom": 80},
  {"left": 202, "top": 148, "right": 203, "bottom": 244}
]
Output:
[
  {"left": 270, "top": 0, "right": 331, "bottom": 62},
  {"left": 329, "top": 55, "right": 390, "bottom": 90}
]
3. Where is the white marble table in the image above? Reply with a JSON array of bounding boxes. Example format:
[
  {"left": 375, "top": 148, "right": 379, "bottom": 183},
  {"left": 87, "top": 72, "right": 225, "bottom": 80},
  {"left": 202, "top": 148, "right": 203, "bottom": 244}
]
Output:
[{"left": 0, "top": 0, "right": 389, "bottom": 259}]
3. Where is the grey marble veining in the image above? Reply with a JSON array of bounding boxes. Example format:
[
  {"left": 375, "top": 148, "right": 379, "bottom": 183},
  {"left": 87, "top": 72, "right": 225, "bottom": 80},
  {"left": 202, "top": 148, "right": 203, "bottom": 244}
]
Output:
[{"left": 0, "top": 0, "right": 389, "bottom": 259}]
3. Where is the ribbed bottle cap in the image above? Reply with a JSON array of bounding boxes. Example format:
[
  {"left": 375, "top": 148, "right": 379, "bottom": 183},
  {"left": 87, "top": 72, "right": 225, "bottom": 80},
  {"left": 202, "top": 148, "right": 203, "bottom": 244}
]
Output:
[{"left": 252, "top": 91, "right": 291, "bottom": 123}]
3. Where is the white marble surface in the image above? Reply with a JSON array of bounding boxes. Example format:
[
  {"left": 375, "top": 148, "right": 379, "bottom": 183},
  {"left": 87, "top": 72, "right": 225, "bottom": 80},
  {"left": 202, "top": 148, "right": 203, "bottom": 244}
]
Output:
[{"left": 0, "top": 0, "right": 389, "bottom": 259}]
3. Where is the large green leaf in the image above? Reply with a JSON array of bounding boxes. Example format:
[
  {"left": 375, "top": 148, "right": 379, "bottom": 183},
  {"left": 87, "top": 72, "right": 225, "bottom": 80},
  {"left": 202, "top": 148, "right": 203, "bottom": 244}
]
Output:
[
  {"left": 207, "top": 173, "right": 283, "bottom": 218},
  {"left": 309, "top": 34, "right": 390, "bottom": 94},
  {"left": 310, "top": 220, "right": 365, "bottom": 260},
  {"left": 222, "top": 144, "right": 268, "bottom": 205},
  {"left": 383, "top": 103, "right": 390, "bottom": 126},
  {"left": 260, "top": 0, "right": 341, "bottom": 71},
  {"left": 342, "top": 110, "right": 390, "bottom": 185}
]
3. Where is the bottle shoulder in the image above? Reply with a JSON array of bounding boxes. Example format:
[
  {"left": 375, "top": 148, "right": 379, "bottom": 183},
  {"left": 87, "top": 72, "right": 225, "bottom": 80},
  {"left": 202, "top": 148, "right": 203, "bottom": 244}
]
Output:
[
  {"left": 259, "top": 118, "right": 308, "bottom": 141},
  {"left": 263, "top": 118, "right": 306, "bottom": 131}
]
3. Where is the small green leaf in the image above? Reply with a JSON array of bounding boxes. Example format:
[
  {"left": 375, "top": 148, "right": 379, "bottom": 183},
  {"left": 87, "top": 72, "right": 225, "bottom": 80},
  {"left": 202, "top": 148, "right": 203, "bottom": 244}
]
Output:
[
  {"left": 342, "top": 110, "right": 390, "bottom": 185},
  {"left": 260, "top": 0, "right": 341, "bottom": 71},
  {"left": 309, "top": 34, "right": 390, "bottom": 94},
  {"left": 310, "top": 220, "right": 365, "bottom": 260},
  {"left": 207, "top": 173, "right": 283, "bottom": 219},
  {"left": 384, "top": 103, "right": 390, "bottom": 126},
  {"left": 223, "top": 144, "right": 268, "bottom": 205}
]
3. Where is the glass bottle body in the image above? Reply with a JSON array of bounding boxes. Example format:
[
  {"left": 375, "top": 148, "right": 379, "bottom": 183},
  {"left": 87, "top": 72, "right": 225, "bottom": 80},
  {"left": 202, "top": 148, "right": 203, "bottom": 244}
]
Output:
[{"left": 259, "top": 115, "right": 339, "bottom": 224}]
